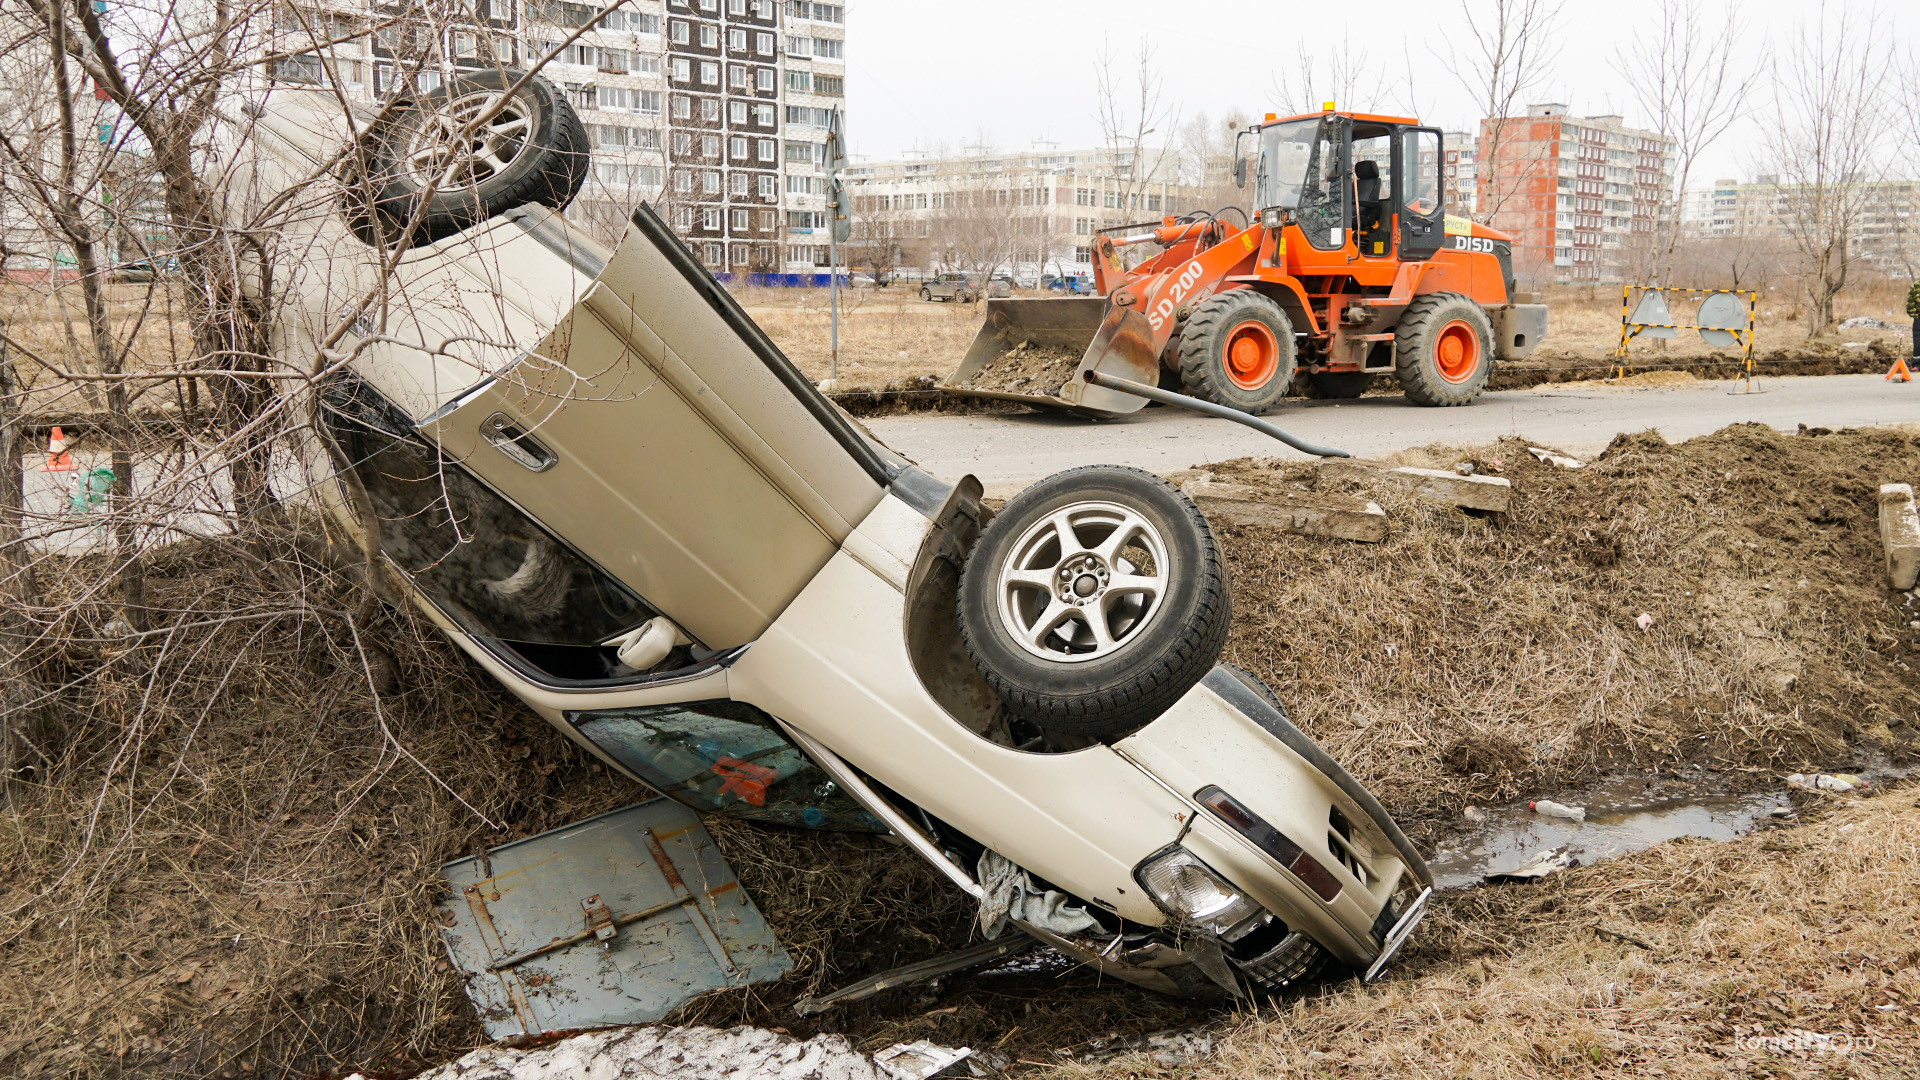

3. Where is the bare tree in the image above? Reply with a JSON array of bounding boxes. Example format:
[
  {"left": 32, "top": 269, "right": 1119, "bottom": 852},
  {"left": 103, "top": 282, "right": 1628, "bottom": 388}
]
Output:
[
  {"left": 1173, "top": 110, "right": 1248, "bottom": 217},
  {"left": 926, "top": 174, "right": 1018, "bottom": 293},
  {"left": 1761, "top": 0, "right": 1890, "bottom": 337},
  {"left": 1443, "top": 0, "right": 1566, "bottom": 223},
  {"left": 1093, "top": 38, "right": 1177, "bottom": 227},
  {"left": 1270, "top": 34, "right": 1378, "bottom": 119},
  {"left": 1612, "top": 0, "right": 1761, "bottom": 284}
]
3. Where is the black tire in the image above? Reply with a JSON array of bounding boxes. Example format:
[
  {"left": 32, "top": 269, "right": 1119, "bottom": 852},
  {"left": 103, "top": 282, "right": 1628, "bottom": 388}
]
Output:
[
  {"left": 957, "top": 466, "right": 1230, "bottom": 740},
  {"left": 1308, "top": 371, "right": 1373, "bottom": 399},
  {"left": 921, "top": 288, "right": 932, "bottom": 301},
  {"left": 369, "top": 69, "right": 588, "bottom": 246},
  {"left": 1176, "top": 290, "right": 1296, "bottom": 415},
  {"left": 1393, "top": 293, "right": 1494, "bottom": 406}
]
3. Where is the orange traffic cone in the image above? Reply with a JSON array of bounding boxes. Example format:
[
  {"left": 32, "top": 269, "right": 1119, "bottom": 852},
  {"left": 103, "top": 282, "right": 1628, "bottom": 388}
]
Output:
[
  {"left": 40, "top": 426, "right": 76, "bottom": 472},
  {"left": 1889, "top": 357, "right": 1914, "bottom": 383}
]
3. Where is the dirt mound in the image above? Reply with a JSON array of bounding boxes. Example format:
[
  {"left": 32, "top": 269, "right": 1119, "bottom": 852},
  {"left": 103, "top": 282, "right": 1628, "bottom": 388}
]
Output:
[{"left": 1205, "top": 422, "right": 1920, "bottom": 842}]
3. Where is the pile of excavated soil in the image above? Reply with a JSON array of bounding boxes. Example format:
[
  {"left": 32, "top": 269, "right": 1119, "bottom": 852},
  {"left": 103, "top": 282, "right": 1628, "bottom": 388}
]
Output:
[
  {"left": 949, "top": 343, "right": 1084, "bottom": 397},
  {"left": 7, "top": 424, "right": 1918, "bottom": 1078},
  {"left": 1204, "top": 422, "right": 1920, "bottom": 843}
]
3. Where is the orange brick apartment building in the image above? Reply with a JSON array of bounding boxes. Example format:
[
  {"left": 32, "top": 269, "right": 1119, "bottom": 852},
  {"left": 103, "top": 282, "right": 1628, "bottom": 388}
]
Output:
[{"left": 1475, "top": 104, "right": 1676, "bottom": 285}]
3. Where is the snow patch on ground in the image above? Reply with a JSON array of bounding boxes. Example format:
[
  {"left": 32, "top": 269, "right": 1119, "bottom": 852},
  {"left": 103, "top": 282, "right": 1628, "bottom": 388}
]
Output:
[{"left": 362, "top": 1026, "right": 892, "bottom": 1080}]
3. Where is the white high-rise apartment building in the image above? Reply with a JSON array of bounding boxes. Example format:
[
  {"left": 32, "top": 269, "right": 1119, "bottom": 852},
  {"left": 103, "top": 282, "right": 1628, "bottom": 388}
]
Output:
[{"left": 258, "top": 0, "right": 845, "bottom": 275}]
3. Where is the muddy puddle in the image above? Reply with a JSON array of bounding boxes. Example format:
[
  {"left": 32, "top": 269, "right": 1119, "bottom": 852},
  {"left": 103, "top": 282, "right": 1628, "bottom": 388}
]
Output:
[{"left": 1428, "top": 765, "right": 1909, "bottom": 888}]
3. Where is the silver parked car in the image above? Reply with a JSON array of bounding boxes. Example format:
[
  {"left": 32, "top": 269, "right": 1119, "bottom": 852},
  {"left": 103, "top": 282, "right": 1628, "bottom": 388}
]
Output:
[
  {"left": 218, "top": 72, "right": 1431, "bottom": 1005},
  {"left": 920, "top": 272, "right": 978, "bottom": 302}
]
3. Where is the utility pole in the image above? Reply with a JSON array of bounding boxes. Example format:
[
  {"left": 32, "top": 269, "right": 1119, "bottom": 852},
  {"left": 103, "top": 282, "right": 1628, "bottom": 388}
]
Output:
[{"left": 825, "top": 106, "right": 849, "bottom": 386}]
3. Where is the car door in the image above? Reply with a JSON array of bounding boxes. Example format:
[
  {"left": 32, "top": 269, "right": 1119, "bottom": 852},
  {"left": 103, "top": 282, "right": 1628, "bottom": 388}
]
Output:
[{"left": 421, "top": 206, "right": 892, "bottom": 652}]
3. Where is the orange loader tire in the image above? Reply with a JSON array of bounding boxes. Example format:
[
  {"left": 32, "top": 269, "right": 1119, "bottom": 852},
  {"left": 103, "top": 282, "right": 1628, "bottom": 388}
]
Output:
[
  {"left": 1175, "top": 290, "right": 1296, "bottom": 415},
  {"left": 1393, "top": 292, "right": 1493, "bottom": 407}
]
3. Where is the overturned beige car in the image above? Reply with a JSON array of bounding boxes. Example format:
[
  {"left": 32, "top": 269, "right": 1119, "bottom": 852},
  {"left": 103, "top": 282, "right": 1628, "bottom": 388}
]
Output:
[{"left": 223, "top": 71, "right": 1432, "bottom": 1009}]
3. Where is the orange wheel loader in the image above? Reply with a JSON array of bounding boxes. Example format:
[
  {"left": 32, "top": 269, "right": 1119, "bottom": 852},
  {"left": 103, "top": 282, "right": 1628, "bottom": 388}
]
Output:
[{"left": 941, "top": 110, "right": 1548, "bottom": 418}]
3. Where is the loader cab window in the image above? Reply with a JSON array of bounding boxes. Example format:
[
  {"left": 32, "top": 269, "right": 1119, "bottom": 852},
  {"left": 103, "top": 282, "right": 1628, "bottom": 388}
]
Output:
[
  {"left": 1352, "top": 130, "right": 1394, "bottom": 257},
  {"left": 1254, "top": 116, "right": 1343, "bottom": 250}
]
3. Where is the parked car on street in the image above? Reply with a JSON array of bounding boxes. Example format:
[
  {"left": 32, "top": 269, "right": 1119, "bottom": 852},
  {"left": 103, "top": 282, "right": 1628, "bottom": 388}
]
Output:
[
  {"left": 219, "top": 72, "right": 1432, "bottom": 1007},
  {"left": 921, "top": 273, "right": 978, "bottom": 302},
  {"left": 987, "top": 275, "right": 1013, "bottom": 298}
]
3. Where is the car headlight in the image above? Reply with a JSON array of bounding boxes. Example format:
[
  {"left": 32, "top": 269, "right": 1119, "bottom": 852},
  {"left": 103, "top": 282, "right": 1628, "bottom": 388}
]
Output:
[{"left": 1135, "top": 846, "right": 1263, "bottom": 935}]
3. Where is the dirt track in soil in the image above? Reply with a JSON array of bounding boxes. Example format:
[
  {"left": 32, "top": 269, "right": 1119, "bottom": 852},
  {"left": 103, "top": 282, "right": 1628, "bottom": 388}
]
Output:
[{"left": 5, "top": 425, "right": 1919, "bottom": 1079}]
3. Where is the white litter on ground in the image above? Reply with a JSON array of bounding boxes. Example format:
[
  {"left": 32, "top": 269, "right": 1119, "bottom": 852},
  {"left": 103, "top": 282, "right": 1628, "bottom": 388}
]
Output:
[{"left": 352, "top": 1026, "right": 902, "bottom": 1080}]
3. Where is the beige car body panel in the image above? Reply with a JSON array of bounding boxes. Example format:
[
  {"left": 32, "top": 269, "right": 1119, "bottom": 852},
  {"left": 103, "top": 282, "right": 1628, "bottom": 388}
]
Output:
[{"left": 423, "top": 219, "right": 886, "bottom": 649}]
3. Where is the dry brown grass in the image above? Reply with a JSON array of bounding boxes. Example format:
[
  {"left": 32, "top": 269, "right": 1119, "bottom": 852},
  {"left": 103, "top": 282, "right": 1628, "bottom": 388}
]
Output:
[
  {"left": 1065, "top": 783, "right": 1920, "bottom": 1079},
  {"left": 0, "top": 278, "right": 199, "bottom": 418},
  {"left": 6, "top": 424, "right": 1918, "bottom": 1078},
  {"left": 741, "top": 287, "right": 992, "bottom": 388}
]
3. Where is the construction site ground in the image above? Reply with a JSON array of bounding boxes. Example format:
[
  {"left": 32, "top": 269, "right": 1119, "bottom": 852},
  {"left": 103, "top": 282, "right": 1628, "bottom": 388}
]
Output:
[
  {"left": 8, "top": 418, "right": 1920, "bottom": 1079},
  {"left": 729, "top": 283, "right": 1916, "bottom": 417}
]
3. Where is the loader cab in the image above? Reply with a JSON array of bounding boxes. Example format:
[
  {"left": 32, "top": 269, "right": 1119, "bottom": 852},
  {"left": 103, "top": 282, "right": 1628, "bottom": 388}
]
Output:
[{"left": 1249, "top": 112, "right": 1446, "bottom": 264}]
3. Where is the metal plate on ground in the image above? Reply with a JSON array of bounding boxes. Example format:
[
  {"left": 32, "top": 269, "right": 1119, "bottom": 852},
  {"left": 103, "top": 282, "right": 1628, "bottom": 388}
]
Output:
[
  {"left": 1697, "top": 292, "right": 1746, "bottom": 348},
  {"left": 437, "top": 799, "right": 791, "bottom": 1039}
]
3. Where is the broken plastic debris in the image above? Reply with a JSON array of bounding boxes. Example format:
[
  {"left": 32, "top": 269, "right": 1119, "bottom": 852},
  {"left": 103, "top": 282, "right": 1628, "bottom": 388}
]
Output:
[
  {"left": 1486, "top": 846, "right": 1573, "bottom": 883},
  {"left": 1636, "top": 612, "right": 1655, "bottom": 631},
  {"left": 1527, "top": 447, "right": 1586, "bottom": 469},
  {"left": 875, "top": 1041, "right": 973, "bottom": 1080},
  {"left": 1462, "top": 805, "right": 1487, "bottom": 823},
  {"left": 1786, "top": 772, "right": 1868, "bottom": 794},
  {"left": 1454, "top": 461, "right": 1476, "bottom": 476},
  {"left": 1529, "top": 799, "right": 1587, "bottom": 822}
]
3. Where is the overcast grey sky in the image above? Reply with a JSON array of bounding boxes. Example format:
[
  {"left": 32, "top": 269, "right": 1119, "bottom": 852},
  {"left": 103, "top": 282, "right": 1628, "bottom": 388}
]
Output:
[{"left": 843, "top": 0, "right": 1911, "bottom": 188}]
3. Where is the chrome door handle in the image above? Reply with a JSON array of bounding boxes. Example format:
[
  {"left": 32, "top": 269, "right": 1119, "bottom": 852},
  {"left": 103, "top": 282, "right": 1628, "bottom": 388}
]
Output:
[{"left": 481, "top": 413, "right": 557, "bottom": 472}]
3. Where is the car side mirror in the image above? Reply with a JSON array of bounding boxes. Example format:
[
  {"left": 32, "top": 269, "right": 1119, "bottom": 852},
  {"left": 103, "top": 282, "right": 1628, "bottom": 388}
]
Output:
[{"left": 1233, "top": 156, "right": 1247, "bottom": 188}]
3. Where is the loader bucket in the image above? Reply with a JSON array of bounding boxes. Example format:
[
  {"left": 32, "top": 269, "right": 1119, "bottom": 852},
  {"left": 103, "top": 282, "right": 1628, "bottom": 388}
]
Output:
[{"left": 940, "top": 297, "right": 1159, "bottom": 418}]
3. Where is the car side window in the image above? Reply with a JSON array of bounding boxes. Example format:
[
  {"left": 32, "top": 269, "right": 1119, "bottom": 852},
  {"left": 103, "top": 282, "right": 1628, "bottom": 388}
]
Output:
[
  {"left": 318, "top": 375, "right": 653, "bottom": 652},
  {"left": 568, "top": 700, "right": 885, "bottom": 832}
]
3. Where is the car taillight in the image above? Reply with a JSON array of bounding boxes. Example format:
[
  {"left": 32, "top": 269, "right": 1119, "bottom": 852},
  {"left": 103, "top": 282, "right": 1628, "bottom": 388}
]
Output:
[{"left": 1197, "top": 785, "right": 1342, "bottom": 902}]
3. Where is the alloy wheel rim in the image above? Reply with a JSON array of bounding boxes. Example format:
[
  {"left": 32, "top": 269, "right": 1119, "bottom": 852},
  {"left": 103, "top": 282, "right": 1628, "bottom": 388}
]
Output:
[
  {"left": 401, "top": 89, "right": 534, "bottom": 191},
  {"left": 996, "top": 501, "right": 1170, "bottom": 663}
]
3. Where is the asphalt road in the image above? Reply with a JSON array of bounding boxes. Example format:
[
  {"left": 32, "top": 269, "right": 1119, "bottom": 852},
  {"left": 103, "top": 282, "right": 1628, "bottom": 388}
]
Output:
[{"left": 866, "top": 374, "right": 1919, "bottom": 495}]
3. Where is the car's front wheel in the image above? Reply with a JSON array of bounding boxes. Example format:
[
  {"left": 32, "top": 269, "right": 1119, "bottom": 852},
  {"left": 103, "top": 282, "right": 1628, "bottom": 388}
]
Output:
[
  {"left": 366, "top": 68, "right": 588, "bottom": 245},
  {"left": 958, "top": 466, "right": 1230, "bottom": 740}
]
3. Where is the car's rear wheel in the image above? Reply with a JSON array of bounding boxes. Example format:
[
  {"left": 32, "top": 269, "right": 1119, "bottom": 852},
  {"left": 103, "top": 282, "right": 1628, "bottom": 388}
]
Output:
[
  {"left": 1177, "top": 290, "right": 1296, "bottom": 415},
  {"left": 958, "top": 466, "right": 1230, "bottom": 740},
  {"left": 366, "top": 68, "right": 588, "bottom": 245}
]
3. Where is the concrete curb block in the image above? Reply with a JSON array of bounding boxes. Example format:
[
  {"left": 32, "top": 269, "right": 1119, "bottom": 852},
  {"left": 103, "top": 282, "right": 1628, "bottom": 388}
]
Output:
[
  {"left": 1879, "top": 483, "right": 1920, "bottom": 590},
  {"left": 1317, "top": 458, "right": 1513, "bottom": 512},
  {"left": 1182, "top": 479, "right": 1387, "bottom": 543}
]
